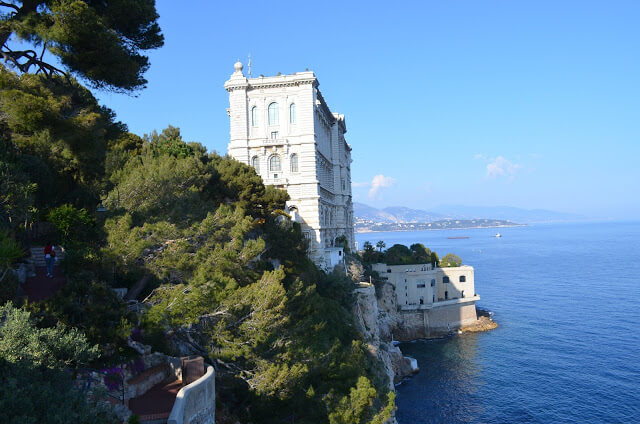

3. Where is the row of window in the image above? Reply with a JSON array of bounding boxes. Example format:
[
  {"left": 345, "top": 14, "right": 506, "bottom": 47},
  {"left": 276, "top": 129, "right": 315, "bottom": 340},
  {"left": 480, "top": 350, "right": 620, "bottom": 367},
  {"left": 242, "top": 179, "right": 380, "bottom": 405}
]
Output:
[
  {"left": 415, "top": 276, "right": 465, "bottom": 288},
  {"left": 252, "top": 154, "right": 298, "bottom": 173},
  {"left": 251, "top": 103, "right": 296, "bottom": 127},
  {"left": 442, "top": 276, "right": 466, "bottom": 283}
]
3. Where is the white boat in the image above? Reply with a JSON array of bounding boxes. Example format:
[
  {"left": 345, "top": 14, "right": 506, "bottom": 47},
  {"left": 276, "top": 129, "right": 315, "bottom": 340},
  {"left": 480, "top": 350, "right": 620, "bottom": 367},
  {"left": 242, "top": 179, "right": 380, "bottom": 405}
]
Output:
[{"left": 494, "top": 233, "right": 502, "bottom": 238}]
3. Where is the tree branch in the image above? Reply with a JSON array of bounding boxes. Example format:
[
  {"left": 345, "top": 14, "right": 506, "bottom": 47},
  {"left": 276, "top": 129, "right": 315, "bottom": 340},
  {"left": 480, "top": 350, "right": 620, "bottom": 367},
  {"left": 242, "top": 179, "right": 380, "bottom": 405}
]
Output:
[
  {"left": 1, "top": 48, "right": 68, "bottom": 79},
  {"left": 0, "top": 2, "right": 20, "bottom": 12}
]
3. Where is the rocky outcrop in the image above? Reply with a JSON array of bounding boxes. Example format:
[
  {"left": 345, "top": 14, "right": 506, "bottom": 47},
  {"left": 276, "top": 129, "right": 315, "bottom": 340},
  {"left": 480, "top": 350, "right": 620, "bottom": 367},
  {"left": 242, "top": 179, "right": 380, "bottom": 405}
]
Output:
[{"left": 353, "top": 284, "right": 419, "bottom": 389}]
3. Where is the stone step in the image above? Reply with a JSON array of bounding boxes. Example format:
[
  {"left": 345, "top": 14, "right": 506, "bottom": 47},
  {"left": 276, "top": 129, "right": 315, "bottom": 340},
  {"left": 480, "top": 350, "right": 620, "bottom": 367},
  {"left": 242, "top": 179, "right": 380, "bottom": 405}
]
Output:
[{"left": 29, "top": 246, "right": 65, "bottom": 266}]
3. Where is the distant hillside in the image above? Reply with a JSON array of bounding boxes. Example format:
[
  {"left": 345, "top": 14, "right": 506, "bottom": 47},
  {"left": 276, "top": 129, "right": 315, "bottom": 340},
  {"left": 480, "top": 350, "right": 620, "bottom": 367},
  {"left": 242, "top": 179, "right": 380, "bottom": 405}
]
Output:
[
  {"left": 356, "top": 219, "right": 524, "bottom": 233},
  {"left": 354, "top": 203, "right": 444, "bottom": 223},
  {"left": 354, "top": 202, "right": 582, "bottom": 224},
  {"left": 429, "top": 205, "right": 583, "bottom": 223}
]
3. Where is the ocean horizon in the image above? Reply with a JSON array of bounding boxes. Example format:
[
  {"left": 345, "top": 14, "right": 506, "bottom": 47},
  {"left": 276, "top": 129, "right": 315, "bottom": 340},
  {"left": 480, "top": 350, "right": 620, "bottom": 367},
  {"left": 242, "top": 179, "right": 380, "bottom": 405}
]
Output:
[{"left": 356, "top": 221, "right": 640, "bottom": 423}]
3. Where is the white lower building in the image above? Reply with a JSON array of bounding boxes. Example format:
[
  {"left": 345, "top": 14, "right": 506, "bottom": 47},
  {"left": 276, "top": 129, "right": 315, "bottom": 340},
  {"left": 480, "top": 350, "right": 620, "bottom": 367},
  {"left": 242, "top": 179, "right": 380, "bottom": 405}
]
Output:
[
  {"left": 224, "top": 62, "right": 354, "bottom": 268},
  {"left": 373, "top": 262, "right": 480, "bottom": 334}
]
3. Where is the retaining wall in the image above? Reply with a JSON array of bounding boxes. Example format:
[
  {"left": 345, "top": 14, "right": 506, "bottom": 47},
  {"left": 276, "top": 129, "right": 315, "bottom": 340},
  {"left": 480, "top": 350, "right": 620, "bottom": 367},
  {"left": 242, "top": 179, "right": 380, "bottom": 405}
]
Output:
[{"left": 168, "top": 365, "right": 215, "bottom": 424}]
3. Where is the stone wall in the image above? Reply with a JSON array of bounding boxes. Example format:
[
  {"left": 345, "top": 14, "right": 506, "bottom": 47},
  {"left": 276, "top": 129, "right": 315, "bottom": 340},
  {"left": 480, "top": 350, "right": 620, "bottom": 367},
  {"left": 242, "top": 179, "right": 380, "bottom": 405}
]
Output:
[
  {"left": 168, "top": 365, "right": 215, "bottom": 424},
  {"left": 389, "top": 303, "right": 478, "bottom": 341}
]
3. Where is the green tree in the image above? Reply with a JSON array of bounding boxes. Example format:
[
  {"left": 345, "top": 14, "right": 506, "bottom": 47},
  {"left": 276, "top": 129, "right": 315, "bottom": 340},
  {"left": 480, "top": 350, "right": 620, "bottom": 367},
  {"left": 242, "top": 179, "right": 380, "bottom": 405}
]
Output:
[
  {"left": 409, "top": 243, "right": 431, "bottom": 263},
  {"left": 105, "top": 144, "right": 214, "bottom": 223},
  {"left": 329, "top": 376, "right": 381, "bottom": 424},
  {"left": 0, "top": 148, "right": 37, "bottom": 230},
  {"left": 1, "top": 0, "right": 163, "bottom": 92},
  {"left": 0, "top": 303, "right": 117, "bottom": 423},
  {"left": 376, "top": 240, "right": 386, "bottom": 252},
  {"left": 384, "top": 244, "right": 412, "bottom": 265},
  {"left": 0, "top": 359, "right": 119, "bottom": 423},
  {"left": 439, "top": 253, "right": 461, "bottom": 267},
  {"left": 0, "top": 230, "right": 23, "bottom": 284},
  {"left": 0, "top": 302, "right": 98, "bottom": 369},
  {"left": 430, "top": 251, "right": 439, "bottom": 268},
  {"left": 34, "top": 272, "right": 127, "bottom": 347},
  {"left": 48, "top": 203, "right": 93, "bottom": 242},
  {"left": 0, "top": 69, "right": 129, "bottom": 208}
]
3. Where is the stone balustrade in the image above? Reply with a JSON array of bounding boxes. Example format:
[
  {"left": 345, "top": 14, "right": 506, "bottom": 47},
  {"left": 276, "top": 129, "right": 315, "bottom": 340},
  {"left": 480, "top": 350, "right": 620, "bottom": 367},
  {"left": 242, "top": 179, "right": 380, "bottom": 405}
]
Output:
[{"left": 168, "top": 365, "right": 215, "bottom": 424}]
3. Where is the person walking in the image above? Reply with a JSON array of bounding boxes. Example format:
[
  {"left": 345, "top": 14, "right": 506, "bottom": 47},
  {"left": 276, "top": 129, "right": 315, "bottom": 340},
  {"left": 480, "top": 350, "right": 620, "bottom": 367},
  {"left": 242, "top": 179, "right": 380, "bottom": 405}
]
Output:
[{"left": 44, "top": 241, "right": 56, "bottom": 278}]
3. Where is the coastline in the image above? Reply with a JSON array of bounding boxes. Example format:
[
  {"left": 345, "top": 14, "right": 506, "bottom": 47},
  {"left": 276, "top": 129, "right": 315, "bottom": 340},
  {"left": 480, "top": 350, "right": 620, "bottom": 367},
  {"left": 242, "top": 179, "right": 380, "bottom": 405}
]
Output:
[{"left": 356, "top": 223, "right": 526, "bottom": 234}]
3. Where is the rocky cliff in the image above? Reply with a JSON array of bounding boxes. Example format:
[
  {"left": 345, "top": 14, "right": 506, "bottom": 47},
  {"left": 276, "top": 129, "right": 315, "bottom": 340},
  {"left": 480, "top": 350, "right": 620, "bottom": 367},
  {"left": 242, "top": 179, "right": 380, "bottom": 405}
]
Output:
[{"left": 353, "top": 284, "right": 419, "bottom": 390}]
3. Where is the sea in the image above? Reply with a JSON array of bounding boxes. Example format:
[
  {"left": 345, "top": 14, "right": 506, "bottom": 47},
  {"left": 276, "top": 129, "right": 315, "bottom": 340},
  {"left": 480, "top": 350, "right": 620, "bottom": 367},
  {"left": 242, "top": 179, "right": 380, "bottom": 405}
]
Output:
[{"left": 355, "top": 221, "right": 640, "bottom": 424}]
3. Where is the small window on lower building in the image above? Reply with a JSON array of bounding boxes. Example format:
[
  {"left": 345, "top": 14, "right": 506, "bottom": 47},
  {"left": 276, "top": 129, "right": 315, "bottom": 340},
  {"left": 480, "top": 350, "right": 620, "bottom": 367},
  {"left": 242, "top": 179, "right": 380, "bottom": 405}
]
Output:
[
  {"left": 430, "top": 279, "right": 436, "bottom": 287},
  {"left": 417, "top": 284, "right": 425, "bottom": 288},
  {"left": 445, "top": 291, "right": 449, "bottom": 300},
  {"left": 419, "top": 297, "right": 424, "bottom": 305},
  {"left": 459, "top": 275, "right": 466, "bottom": 282},
  {"left": 443, "top": 276, "right": 450, "bottom": 284}
]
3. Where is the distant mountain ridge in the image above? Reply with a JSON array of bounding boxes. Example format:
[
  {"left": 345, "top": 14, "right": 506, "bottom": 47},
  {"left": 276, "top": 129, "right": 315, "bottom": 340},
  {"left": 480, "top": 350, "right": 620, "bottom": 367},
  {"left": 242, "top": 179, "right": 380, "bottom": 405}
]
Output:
[{"left": 354, "top": 202, "right": 582, "bottom": 224}]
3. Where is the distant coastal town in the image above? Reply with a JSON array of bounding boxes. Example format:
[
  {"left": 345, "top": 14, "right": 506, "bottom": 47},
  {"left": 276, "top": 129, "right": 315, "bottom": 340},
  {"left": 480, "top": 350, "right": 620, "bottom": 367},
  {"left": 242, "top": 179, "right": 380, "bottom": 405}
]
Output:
[{"left": 355, "top": 218, "right": 525, "bottom": 233}]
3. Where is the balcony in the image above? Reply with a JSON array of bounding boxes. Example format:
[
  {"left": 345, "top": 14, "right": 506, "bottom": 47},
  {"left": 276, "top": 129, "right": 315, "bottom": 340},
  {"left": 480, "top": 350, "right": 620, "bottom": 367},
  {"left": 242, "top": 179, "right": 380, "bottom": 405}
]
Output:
[
  {"left": 264, "top": 177, "right": 288, "bottom": 185},
  {"left": 262, "top": 138, "right": 287, "bottom": 146}
]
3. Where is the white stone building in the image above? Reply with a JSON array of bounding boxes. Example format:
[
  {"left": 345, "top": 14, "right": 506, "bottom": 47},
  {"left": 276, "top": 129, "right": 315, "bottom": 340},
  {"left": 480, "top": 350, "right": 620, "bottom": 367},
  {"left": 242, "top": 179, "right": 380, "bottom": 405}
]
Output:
[
  {"left": 224, "top": 62, "right": 354, "bottom": 267},
  {"left": 372, "top": 262, "right": 480, "bottom": 335}
]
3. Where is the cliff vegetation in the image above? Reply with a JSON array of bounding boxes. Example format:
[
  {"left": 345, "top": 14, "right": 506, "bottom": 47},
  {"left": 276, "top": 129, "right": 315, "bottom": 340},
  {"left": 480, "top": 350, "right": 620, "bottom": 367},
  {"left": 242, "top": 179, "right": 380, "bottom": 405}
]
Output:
[{"left": 0, "top": 73, "right": 395, "bottom": 424}]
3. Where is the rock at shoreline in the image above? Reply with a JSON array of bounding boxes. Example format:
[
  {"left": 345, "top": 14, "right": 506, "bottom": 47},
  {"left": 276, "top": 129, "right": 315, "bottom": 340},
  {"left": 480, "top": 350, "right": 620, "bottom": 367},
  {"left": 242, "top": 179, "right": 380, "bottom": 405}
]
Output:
[{"left": 460, "top": 311, "right": 498, "bottom": 333}]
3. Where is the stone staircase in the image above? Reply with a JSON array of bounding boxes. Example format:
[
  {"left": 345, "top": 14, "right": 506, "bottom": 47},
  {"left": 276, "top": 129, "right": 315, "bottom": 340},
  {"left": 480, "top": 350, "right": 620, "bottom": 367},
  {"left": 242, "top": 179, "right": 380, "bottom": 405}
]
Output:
[{"left": 29, "top": 246, "right": 65, "bottom": 266}]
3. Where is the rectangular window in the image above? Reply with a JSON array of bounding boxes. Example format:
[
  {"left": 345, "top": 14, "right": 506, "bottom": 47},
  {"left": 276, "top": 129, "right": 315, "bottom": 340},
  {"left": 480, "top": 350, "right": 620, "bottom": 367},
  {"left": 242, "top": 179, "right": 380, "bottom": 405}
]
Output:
[
  {"left": 417, "top": 284, "right": 426, "bottom": 288},
  {"left": 459, "top": 275, "right": 466, "bottom": 282},
  {"left": 289, "top": 103, "right": 296, "bottom": 124},
  {"left": 271, "top": 131, "right": 279, "bottom": 139},
  {"left": 443, "top": 276, "right": 450, "bottom": 284},
  {"left": 251, "top": 106, "right": 258, "bottom": 127},
  {"left": 430, "top": 279, "right": 436, "bottom": 287}
]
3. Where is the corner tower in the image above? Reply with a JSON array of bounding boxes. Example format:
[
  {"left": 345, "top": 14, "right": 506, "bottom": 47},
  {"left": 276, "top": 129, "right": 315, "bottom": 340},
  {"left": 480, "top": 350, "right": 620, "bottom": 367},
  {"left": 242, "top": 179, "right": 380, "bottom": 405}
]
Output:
[{"left": 224, "top": 62, "right": 354, "bottom": 267}]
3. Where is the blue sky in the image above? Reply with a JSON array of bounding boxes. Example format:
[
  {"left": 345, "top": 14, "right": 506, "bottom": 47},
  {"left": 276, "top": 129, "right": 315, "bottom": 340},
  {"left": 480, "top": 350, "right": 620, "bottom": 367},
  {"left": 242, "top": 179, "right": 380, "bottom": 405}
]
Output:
[{"left": 96, "top": 0, "right": 640, "bottom": 220}]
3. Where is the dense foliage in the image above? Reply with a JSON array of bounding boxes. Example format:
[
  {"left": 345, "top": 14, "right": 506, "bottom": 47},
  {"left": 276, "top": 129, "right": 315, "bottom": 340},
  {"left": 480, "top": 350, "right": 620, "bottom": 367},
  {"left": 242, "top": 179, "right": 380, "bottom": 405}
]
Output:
[
  {"left": 361, "top": 241, "right": 441, "bottom": 267},
  {"left": 0, "top": 68, "right": 134, "bottom": 217},
  {"left": 101, "top": 134, "right": 393, "bottom": 422},
  {"left": 439, "top": 253, "right": 462, "bottom": 267},
  {"left": 1, "top": 0, "right": 163, "bottom": 92},
  {"left": 0, "top": 303, "right": 118, "bottom": 423}
]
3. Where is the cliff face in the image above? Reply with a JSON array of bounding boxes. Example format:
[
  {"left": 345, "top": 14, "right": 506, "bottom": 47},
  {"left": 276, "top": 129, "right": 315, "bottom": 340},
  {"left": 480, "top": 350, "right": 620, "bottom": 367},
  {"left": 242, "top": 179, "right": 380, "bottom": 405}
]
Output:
[{"left": 353, "top": 284, "right": 418, "bottom": 390}]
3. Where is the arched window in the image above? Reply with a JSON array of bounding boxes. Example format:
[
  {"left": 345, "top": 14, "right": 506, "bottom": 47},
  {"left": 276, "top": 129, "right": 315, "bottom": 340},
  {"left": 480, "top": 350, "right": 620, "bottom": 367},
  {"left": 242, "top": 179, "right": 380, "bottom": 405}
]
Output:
[
  {"left": 251, "top": 106, "right": 258, "bottom": 127},
  {"left": 290, "top": 154, "right": 298, "bottom": 172},
  {"left": 289, "top": 103, "right": 296, "bottom": 124},
  {"left": 268, "top": 102, "right": 279, "bottom": 125},
  {"left": 251, "top": 156, "right": 260, "bottom": 173},
  {"left": 269, "top": 155, "right": 281, "bottom": 172}
]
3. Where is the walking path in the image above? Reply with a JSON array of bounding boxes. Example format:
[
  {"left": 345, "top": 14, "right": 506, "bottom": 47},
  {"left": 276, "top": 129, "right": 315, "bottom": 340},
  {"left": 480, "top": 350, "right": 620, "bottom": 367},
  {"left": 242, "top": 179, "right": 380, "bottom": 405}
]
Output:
[
  {"left": 22, "top": 265, "right": 66, "bottom": 302},
  {"left": 128, "top": 379, "right": 182, "bottom": 422}
]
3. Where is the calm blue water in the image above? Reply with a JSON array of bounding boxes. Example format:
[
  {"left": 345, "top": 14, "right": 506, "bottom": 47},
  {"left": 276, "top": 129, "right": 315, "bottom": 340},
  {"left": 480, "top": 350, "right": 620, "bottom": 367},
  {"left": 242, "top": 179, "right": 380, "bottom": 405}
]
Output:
[{"left": 356, "top": 222, "right": 640, "bottom": 424}]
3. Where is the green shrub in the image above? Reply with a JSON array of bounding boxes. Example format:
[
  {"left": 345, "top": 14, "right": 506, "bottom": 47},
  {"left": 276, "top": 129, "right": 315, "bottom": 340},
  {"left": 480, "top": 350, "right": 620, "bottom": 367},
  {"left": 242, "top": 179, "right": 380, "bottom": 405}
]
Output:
[
  {"left": 439, "top": 253, "right": 462, "bottom": 267},
  {"left": 47, "top": 204, "right": 94, "bottom": 243}
]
